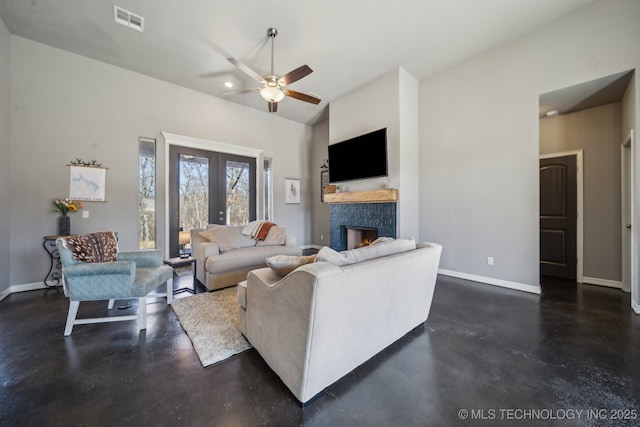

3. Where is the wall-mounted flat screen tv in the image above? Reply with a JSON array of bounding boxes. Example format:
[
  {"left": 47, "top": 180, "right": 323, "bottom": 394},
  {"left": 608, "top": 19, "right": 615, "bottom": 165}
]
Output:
[{"left": 328, "top": 128, "right": 388, "bottom": 183}]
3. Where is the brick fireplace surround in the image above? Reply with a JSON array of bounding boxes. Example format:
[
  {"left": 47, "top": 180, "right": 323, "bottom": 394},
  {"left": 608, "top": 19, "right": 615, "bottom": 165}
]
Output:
[{"left": 329, "top": 202, "right": 397, "bottom": 251}]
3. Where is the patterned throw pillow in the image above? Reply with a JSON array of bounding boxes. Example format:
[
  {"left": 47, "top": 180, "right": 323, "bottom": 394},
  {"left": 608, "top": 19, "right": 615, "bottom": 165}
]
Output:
[{"left": 64, "top": 231, "right": 119, "bottom": 263}]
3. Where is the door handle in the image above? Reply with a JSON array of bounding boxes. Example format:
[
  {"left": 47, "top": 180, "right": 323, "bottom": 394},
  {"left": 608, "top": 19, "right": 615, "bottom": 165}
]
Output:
[{"left": 626, "top": 224, "right": 632, "bottom": 229}]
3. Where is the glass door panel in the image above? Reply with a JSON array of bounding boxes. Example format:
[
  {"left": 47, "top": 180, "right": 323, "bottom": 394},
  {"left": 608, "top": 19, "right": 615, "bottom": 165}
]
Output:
[
  {"left": 179, "top": 154, "right": 209, "bottom": 230},
  {"left": 225, "top": 160, "right": 250, "bottom": 225}
]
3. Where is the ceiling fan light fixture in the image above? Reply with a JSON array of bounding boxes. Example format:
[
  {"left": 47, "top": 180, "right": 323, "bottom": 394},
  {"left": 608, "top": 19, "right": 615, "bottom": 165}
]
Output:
[{"left": 260, "top": 86, "right": 285, "bottom": 103}]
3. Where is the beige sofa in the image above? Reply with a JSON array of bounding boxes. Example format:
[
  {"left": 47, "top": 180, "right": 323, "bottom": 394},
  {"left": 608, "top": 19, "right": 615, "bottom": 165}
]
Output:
[
  {"left": 191, "top": 224, "right": 302, "bottom": 291},
  {"left": 237, "top": 239, "right": 442, "bottom": 403}
]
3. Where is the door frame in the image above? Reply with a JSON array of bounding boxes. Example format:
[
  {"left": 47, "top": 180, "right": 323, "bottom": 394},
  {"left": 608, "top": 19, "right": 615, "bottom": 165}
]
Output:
[
  {"left": 621, "top": 129, "right": 639, "bottom": 313},
  {"left": 161, "top": 132, "right": 263, "bottom": 258},
  {"left": 539, "top": 150, "right": 584, "bottom": 283}
]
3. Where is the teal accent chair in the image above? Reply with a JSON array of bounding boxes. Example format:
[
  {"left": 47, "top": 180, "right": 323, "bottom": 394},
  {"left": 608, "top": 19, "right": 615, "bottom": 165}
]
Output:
[{"left": 56, "top": 238, "right": 174, "bottom": 336}]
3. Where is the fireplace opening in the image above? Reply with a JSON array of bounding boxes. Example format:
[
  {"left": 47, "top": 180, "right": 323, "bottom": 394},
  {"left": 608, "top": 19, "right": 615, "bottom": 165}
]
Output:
[{"left": 345, "top": 226, "right": 379, "bottom": 250}]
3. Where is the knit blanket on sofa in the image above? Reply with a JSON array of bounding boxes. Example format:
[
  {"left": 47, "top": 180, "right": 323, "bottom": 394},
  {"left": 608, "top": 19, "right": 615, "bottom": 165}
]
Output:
[{"left": 242, "top": 220, "right": 276, "bottom": 240}]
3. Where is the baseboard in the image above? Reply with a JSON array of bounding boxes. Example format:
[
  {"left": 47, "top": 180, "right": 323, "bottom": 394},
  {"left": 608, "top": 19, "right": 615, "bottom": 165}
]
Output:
[
  {"left": 0, "top": 282, "right": 54, "bottom": 304},
  {"left": 582, "top": 276, "right": 622, "bottom": 289},
  {"left": 632, "top": 300, "right": 640, "bottom": 314},
  {"left": 438, "top": 269, "right": 541, "bottom": 295}
]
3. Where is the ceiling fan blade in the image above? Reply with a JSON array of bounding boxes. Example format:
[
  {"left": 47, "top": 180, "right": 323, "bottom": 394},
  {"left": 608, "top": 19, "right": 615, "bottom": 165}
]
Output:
[
  {"left": 227, "top": 58, "right": 265, "bottom": 83},
  {"left": 221, "top": 88, "right": 260, "bottom": 96},
  {"left": 268, "top": 101, "right": 278, "bottom": 113},
  {"left": 280, "top": 65, "right": 313, "bottom": 86},
  {"left": 283, "top": 89, "right": 321, "bottom": 105}
]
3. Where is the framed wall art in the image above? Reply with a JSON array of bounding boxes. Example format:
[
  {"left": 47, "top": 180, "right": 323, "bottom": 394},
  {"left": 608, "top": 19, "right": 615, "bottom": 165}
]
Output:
[
  {"left": 285, "top": 178, "right": 300, "bottom": 204},
  {"left": 69, "top": 165, "right": 107, "bottom": 202}
]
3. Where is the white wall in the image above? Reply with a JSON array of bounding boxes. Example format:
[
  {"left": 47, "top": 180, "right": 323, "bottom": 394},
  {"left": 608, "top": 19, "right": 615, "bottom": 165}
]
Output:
[
  {"left": 0, "top": 18, "right": 10, "bottom": 293},
  {"left": 419, "top": 0, "right": 640, "bottom": 291},
  {"left": 398, "top": 68, "right": 420, "bottom": 240},
  {"left": 329, "top": 66, "right": 420, "bottom": 239},
  {"left": 9, "top": 36, "right": 312, "bottom": 287}
]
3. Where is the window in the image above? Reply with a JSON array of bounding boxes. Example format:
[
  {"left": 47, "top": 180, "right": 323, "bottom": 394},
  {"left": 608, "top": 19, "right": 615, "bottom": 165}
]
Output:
[
  {"left": 138, "top": 138, "right": 156, "bottom": 249},
  {"left": 264, "top": 158, "right": 272, "bottom": 221}
]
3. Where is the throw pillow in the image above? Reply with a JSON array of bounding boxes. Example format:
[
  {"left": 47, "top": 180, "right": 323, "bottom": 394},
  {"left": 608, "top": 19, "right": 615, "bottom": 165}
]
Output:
[
  {"left": 64, "top": 231, "right": 119, "bottom": 263},
  {"left": 256, "top": 226, "right": 286, "bottom": 246},
  {"left": 266, "top": 254, "right": 317, "bottom": 276},
  {"left": 199, "top": 226, "right": 240, "bottom": 252}
]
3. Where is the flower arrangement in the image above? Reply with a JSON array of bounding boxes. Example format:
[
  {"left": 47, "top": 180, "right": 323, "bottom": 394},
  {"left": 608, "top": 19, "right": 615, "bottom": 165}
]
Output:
[{"left": 53, "top": 198, "right": 83, "bottom": 215}]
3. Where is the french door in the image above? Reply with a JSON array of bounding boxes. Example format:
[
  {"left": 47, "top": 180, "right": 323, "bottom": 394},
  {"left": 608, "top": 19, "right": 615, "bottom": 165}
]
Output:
[{"left": 169, "top": 145, "right": 256, "bottom": 257}]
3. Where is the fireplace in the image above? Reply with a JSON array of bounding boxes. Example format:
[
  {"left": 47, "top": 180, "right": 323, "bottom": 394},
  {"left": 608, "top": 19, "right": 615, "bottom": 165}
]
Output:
[
  {"left": 345, "top": 226, "right": 379, "bottom": 250},
  {"left": 329, "top": 202, "right": 396, "bottom": 251}
]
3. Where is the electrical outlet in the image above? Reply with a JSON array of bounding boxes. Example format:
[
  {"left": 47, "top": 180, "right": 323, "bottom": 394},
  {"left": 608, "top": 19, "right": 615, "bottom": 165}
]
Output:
[
  {"left": 320, "top": 234, "right": 324, "bottom": 241},
  {"left": 487, "top": 257, "right": 494, "bottom": 266},
  {"left": 82, "top": 210, "right": 89, "bottom": 219}
]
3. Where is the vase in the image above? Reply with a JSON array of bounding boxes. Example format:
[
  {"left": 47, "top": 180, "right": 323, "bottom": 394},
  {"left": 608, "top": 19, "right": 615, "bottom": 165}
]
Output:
[{"left": 58, "top": 214, "right": 71, "bottom": 236}]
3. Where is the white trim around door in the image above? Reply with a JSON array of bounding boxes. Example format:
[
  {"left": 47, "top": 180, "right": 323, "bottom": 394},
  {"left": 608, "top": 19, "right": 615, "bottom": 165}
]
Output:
[{"left": 161, "top": 132, "right": 263, "bottom": 258}]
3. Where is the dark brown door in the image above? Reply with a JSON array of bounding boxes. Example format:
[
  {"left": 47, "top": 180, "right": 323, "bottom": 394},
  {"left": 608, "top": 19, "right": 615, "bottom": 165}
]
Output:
[{"left": 540, "top": 155, "right": 577, "bottom": 280}]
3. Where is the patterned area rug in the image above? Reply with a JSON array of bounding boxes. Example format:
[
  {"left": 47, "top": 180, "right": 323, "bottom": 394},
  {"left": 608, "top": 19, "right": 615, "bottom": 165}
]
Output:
[{"left": 171, "top": 286, "right": 251, "bottom": 367}]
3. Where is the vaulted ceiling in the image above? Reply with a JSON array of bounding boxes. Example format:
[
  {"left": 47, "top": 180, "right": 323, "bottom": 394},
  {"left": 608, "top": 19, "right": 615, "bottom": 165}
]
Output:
[{"left": 0, "top": 0, "right": 601, "bottom": 124}]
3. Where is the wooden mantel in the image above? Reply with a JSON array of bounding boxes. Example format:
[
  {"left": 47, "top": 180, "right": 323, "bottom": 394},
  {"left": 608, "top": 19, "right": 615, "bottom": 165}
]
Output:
[{"left": 324, "top": 188, "right": 398, "bottom": 204}]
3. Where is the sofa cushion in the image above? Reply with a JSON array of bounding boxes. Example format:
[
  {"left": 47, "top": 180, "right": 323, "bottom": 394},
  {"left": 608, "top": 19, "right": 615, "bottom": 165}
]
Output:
[
  {"left": 316, "top": 237, "right": 416, "bottom": 266},
  {"left": 255, "top": 226, "right": 286, "bottom": 246},
  {"left": 266, "top": 254, "right": 317, "bottom": 276},
  {"left": 199, "top": 225, "right": 256, "bottom": 252},
  {"left": 205, "top": 245, "right": 302, "bottom": 274}
]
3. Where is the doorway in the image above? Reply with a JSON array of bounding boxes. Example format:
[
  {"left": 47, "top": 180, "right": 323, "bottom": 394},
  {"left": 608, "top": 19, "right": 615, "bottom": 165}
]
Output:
[{"left": 168, "top": 145, "right": 256, "bottom": 257}]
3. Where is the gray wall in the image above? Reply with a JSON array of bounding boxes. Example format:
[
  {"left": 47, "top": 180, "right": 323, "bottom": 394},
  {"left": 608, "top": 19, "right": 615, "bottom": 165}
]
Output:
[
  {"left": 0, "top": 17, "right": 9, "bottom": 293},
  {"left": 540, "top": 103, "right": 622, "bottom": 282},
  {"left": 419, "top": 0, "right": 640, "bottom": 290},
  {"left": 9, "top": 36, "right": 312, "bottom": 287},
  {"left": 329, "top": 67, "right": 420, "bottom": 240},
  {"left": 310, "top": 120, "right": 329, "bottom": 246}
]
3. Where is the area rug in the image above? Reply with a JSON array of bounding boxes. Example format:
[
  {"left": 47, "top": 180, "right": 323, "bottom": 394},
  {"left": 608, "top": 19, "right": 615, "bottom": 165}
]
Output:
[{"left": 171, "top": 286, "right": 251, "bottom": 367}]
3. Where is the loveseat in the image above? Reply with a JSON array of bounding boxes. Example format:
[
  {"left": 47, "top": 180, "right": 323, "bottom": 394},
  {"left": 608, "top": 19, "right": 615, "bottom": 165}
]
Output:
[
  {"left": 191, "top": 223, "right": 302, "bottom": 291},
  {"left": 237, "top": 238, "right": 443, "bottom": 403}
]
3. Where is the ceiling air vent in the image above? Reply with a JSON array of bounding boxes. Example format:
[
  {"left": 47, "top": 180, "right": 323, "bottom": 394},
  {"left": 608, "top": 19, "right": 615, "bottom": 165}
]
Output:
[{"left": 113, "top": 6, "right": 144, "bottom": 32}]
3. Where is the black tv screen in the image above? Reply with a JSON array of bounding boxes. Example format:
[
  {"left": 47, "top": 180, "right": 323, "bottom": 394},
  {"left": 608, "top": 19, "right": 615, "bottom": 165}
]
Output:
[{"left": 328, "top": 128, "right": 388, "bottom": 183}]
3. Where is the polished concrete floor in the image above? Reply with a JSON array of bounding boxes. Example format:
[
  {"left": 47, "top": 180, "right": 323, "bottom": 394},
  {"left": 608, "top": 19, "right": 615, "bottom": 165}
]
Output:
[{"left": 1, "top": 274, "right": 638, "bottom": 426}]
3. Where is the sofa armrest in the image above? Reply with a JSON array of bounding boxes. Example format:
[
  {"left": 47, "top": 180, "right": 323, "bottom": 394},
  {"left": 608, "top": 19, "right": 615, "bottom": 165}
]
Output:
[
  {"left": 63, "top": 261, "right": 136, "bottom": 300},
  {"left": 117, "top": 250, "right": 164, "bottom": 267},
  {"left": 192, "top": 233, "right": 220, "bottom": 284},
  {"left": 64, "top": 261, "right": 135, "bottom": 277}
]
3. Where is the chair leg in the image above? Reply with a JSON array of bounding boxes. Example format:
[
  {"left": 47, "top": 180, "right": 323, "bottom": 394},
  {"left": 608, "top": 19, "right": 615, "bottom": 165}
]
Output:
[
  {"left": 138, "top": 297, "right": 147, "bottom": 330},
  {"left": 64, "top": 300, "right": 80, "bottom": 336},
  {"left": 107, "top": 299, "right": 115, "bottom": 309}
]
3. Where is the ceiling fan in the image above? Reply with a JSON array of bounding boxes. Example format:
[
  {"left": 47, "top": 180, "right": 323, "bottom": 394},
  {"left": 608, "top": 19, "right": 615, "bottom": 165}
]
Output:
[{"left": 225, "top": 28, "right": 321, "bottom": 113}]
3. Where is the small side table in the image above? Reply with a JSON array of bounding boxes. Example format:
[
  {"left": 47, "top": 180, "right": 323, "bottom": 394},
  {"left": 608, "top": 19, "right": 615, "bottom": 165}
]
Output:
[{"left": 163, "top": 256, "right": 197, "bottom": 295}]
